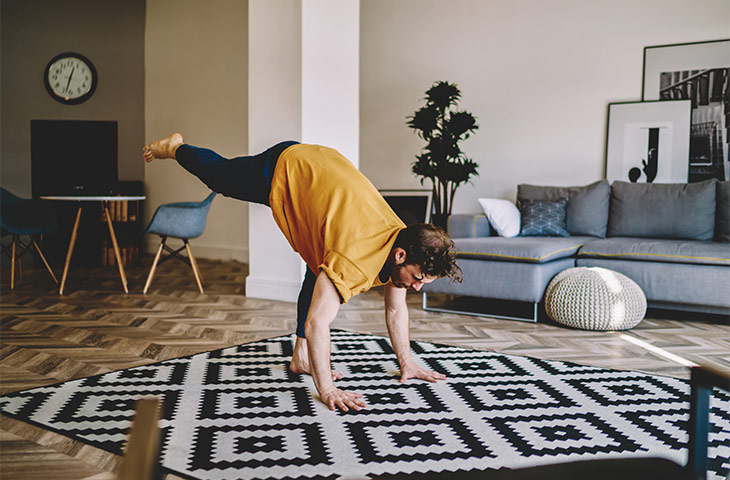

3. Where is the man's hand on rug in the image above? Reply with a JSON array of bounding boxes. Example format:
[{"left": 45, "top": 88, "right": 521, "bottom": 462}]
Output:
[
  {"left": 399, "top": 361, "right": 447, "bottom": 383},
  {"left": 320, "top": 386, "right": 366, "bottom": 412}
]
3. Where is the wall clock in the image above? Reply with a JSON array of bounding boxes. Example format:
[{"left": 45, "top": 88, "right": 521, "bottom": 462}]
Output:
[{"left": 43, "top": 52, "right": 98, "bottom": 105}]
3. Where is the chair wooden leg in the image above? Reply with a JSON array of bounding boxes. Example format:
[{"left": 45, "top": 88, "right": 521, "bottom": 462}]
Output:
[
  {"left": 32, "top": 237, "right": 58, "bottom": 284},
  {"left": 116, "top": 397, "right": 161, "bottom": 480},
  {"left": 59, "top": 206, "right": 83, "bottom": 295},
  {"left": 104, "top": 204, "right": 128, "bottom": 294},
  {"left": 10, "top": 236, "right": 17, "bottom": 290},
  {"left": 184, "top": 240, "right": 204, "bottom": 294},
  {"left": 143, "top": 238, "right": 166, "bottom": 295}
]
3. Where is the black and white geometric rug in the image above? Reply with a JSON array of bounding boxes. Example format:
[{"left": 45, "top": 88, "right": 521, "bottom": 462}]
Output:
[{"left": 1, "top": 330, "right": 728, "bottom": 479}]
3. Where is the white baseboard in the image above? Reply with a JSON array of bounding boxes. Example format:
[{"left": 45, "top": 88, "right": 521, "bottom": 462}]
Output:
[
  {"left": 144, "top": 238, "right": 248, "bottom": 263},
  {"left": 193, "top": 244, "right": 248, "bottom": 263},
  {"left": 245, "top": 275, "right": 301, "bottom": 303}
]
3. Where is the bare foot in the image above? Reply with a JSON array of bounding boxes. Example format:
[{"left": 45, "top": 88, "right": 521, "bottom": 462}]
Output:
[
  {"left": 290, "top": 337, "right": 344, "bottom": 381},
  {"left": 289, "top": 358, "right": 344, "bottom": 382},
  {"left": 142, "top": 133, "right": 184, "bottom": 162}
]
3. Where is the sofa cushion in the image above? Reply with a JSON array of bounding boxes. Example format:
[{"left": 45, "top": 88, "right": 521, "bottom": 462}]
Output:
[
  {"left": 454, "top": 236, "right": 594, "bottom": 264},
  {"left": 518, "top": 198, "right": 570, "bottom": 237},
  {"left": 608, "top": 179, "right": 717, "bottom": 240},
  {"left": 717, "top": 181, "right": 730, "bottom": 243},
  {"left": 577, "top": 237, "right": 730, "bottom": 267},
  {"left": 478, "top": 198, "right": 520, "bottom": 237},
  {"left": 423, "top": 257, "right": 576, "bottom": 303},
  {"left": 517, "top": 180, "right": 610, "bottom": 237},
  {"left": 576, "top": 258, "right": 730, "bottom": 310}
]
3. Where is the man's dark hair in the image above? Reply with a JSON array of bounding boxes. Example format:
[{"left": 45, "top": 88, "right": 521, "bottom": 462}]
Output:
[{"left": 393, "top": 223, "right": 463, "bottom": 283}]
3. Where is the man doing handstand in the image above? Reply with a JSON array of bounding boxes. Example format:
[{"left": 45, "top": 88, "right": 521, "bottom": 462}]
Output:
[{"left": 143, "top": 134, "right": 462, "bottom": 412}]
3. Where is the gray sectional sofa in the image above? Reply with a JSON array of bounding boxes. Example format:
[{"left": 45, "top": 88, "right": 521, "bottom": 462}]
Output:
[{"left": 423, "top": 179, "right": 730, "bottom": 322}]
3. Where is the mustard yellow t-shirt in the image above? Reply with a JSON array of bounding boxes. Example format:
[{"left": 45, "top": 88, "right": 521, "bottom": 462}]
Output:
[{"left": 269, "top": 144, "right": 405, "bottom": 303}]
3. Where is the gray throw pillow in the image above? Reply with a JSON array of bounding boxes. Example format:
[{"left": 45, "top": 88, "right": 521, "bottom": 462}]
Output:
[
  {"left": 608, "top": 179, "right": 717, "bottom": 240},
  {"left": 717, "top": 181, "right": 730, "bottom": 243},
  {"left": 519, "top": 198, "right": 570, "bottom": 237},
  {"left": 517, "top": 180, "right": 609, "bottom": 237}
]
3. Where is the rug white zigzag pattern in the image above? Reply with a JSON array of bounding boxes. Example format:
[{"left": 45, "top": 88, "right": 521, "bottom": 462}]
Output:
[{"left": 1, "top": 330, "right": 729, "bottom": 480}]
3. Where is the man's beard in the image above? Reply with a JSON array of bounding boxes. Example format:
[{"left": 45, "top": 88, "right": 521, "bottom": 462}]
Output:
[{"left": 390, "top": 263, "right": 407, "bottom": 288}]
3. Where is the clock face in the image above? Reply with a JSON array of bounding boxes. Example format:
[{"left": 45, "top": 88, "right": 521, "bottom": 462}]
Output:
[{"left": 44, "top": 52, "right": 98, "bottom": 105}]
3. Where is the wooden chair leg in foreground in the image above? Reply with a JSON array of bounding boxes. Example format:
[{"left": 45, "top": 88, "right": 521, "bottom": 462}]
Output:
[{"left": 117, "top": 397, "right": 162, "bottom": 480}]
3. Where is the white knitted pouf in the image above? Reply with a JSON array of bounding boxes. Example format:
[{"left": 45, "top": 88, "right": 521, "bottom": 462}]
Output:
[{"left": 544, "top": 267, "right": 647, "bottom": 330}]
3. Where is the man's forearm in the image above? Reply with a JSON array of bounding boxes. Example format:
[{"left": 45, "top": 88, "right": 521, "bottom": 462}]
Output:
[
  {"left": 304, "top": 272, "right": 366, "bottom": 412},
  {"left": 305, "top": 321, "right": 335, "bottom": 395},
  {"left": 384, "top": 286, "right": 414, "bottom": 368},
  {"left": 383, "top": 285, "right": 447, "bottom": 384},
  {"left": 304, "top": 271, "right": 341, "bottom": 396},
  {"left": 386, "top": 312, "right": 413, "bottom": 367}
]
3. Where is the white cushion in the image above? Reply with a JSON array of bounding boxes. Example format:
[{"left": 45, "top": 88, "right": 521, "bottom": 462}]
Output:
[{"left": 477, "top": 198, "right": 521, "bottom": 237}]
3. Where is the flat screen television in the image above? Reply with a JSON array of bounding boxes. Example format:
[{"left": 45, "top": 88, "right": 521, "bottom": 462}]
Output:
[
  {"left": 379, "top": 190, "right": 433, "bottom": 225},
  {"left": 31, "top": 119, "right": 118, "bottom": 197}
]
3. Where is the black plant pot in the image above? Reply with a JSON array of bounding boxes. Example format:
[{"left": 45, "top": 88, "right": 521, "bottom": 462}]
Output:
[{"left": 430, "top": 213, "right": 450, "bottom": 232}]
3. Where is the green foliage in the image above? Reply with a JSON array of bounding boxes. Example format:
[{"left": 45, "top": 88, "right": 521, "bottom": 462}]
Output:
[{"left": 406, "top": 81, "right": 479, "bottom": 220}]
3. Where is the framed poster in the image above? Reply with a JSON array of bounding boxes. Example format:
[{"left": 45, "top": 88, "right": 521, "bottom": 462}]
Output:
[
  {"left": 379, "top": 189, "right": 433, "bottom": 225},
  {"left": 605, "top": 100, "right": 692, "bottom": 183},
  {"left": 642, "top": 39, "right": 730, "bottom": 181}
]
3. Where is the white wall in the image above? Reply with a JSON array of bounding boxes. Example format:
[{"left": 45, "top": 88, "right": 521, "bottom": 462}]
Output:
[
  {"left": 145, "top": 0, "right": 249, "bottom": 261},
  {"left": 142, "top": 0, "right": 728, "bottom": 265},
  {"left": 360, "top": 0, "right": 730, "bottom": 213},
  {"left": 302, "top": 0, "right": 360, "bottom": 165}
]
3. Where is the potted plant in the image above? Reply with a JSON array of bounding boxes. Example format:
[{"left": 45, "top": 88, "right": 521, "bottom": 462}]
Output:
[{"left": 407, "top": 81, "right": 479, "bottom": 229}]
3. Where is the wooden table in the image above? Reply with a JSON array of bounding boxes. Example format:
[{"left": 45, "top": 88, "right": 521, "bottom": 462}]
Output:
[{"left": 40, "top": 196, "right": 145, "bottom": 294}]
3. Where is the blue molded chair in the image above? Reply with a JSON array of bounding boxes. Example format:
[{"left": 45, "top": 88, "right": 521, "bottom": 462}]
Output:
[
  {"left": 142, "top": 192, "right": 216, "bottom": 294},
  {"left": 0, "top": 187, "right": 59, "bottom": 289}
]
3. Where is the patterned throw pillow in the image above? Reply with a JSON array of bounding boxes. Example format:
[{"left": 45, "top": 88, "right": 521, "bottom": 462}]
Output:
[{"left": 519, "top": 198, "right": 570, "bottom": 237}]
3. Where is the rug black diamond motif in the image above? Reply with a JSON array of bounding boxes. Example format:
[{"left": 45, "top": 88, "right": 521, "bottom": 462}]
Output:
[
  {"left": 488, "top": 411, "right": 644, "bottom": 458},
  {"left": 1, "top": 330, "right": 728, "bottom": 480}
]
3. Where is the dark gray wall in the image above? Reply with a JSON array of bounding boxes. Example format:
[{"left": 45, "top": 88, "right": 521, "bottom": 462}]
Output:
[{"left": 1, "top": 0, "right": 145, "bottom": 196}]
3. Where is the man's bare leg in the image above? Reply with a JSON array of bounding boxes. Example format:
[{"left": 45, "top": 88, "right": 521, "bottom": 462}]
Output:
[
  {"left": 289, "top": 336, "right": 344, "bottom": 382},
  {"left": 143, "top": 133, "right": 184, "bottom": 162}
]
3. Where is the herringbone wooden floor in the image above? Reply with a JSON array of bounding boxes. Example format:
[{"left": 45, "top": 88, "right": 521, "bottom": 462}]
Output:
[{"left": 1, "top": 257, "right": 728, "bottom": 479}]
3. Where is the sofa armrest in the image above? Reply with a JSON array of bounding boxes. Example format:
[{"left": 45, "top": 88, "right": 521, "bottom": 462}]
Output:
[{"left": 447, "top": 214, "right": 491, "bottom": 238}]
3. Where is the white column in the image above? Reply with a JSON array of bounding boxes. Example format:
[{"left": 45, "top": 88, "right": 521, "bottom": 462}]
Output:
[
  {"left": 246, "top": 0, "right": 359, "bottom": 303},
  {"left": 246, "top": 0, "right": 304, "bottom": 302},
  {"left": 302, "top": 0, "right": 360, "bottom": 167}
]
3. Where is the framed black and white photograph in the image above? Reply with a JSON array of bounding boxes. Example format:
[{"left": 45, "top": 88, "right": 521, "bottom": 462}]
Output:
[
  {"left": 642, "top": 39, "right": 730, "bottom": 182},
  {"left": 379, "top": 189, "right": 433, "bottom": 225},
  {"left": 605, "top": 100, "right": 692, "bottom": 184}
]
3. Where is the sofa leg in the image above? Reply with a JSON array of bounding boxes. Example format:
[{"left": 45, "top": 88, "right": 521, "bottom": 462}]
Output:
[{"left": 422, "top": 293, "right": 540, "bottom": 323}]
